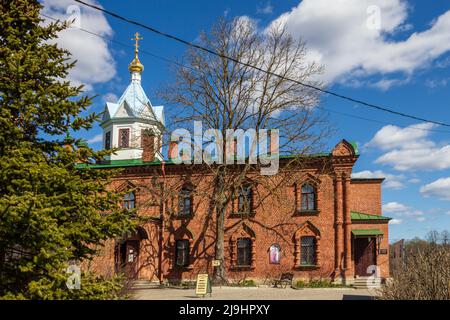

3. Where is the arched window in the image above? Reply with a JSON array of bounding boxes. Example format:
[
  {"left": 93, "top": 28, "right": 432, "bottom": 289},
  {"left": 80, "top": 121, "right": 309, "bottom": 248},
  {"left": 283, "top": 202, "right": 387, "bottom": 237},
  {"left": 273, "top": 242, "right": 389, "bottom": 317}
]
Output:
[
  {"left": 169, "top": 226, "right": 194, "bottom": 269},
  {"left": 300, "top": 236, "right": 316, "bottom": 266},
  {"left": 178, "top": 187, "right": 192, "bottom": 216},
  {"left": 294, "top": 221, "right": 321, "bottom": 267},
  {"left": 238, "top": 186, "right": 253, "bottom": 214},
  {"left": 175, "top": 239, "right": 190, "bottom": 267},
  {"left": 301, "top": 183, "right": 316, "bottom": 211},
  {"left": 123, "top": 192, "right": 135, "bottom": 209},
  {"left": 237, "top": 238, "right": 252, "bottom": 266},
  {"left": 230, "top": 223, "right": 256, "bottom": 269}
]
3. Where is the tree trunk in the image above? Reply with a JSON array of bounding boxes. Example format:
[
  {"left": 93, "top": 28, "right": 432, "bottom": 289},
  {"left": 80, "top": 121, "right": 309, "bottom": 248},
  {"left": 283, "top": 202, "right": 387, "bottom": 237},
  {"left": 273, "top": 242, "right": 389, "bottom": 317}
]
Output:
[
  {"left": 213, "top": 171, "right": 228, "bottom": 284},
  {"left": 214, "top": 204, "right": 226, "bottom": 283}
]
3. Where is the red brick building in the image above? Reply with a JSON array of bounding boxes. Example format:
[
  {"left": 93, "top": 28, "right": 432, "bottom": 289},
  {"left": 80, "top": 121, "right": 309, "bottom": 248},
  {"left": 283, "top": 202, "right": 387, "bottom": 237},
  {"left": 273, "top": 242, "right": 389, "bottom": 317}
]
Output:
[{"left": 84, "top": 48, "right": 391, "bottom": 285}]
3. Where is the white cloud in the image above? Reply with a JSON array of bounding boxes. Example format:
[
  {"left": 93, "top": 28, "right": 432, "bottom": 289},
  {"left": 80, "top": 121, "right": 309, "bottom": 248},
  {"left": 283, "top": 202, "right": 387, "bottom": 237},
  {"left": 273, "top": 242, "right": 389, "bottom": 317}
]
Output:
[
  {"left": 389, "top": 218, "right": 403, "bottom": 225},
  {"left": 365, "top": 123, "right": 450, "bottom": 171},
  {"left": 408, "top": 210, "right": 424, "bottom": 218},
  {"left": 382, "top": 180, "right": 404, "bottom": 190},
  {"left": 383, "top": 201, "right": 425, "bottom": 221},
  {"left": 408, "top": 178, "right": 421, "bottom": 184},
  {"left": 87, "top": 133, "right": 103, "bottom": 144},
  {"left": 372, "top": 77, "right": 411, "bottom": 91},
  {"left": 376, "top": 146, "right": 450, "bottom": 171},
  {"left": 436, "top": 56, "right": 450, "bottom": 68},
  {"left": 383, "top": 201, "right": 409, "bottom": 213},
  {"left": 425, "top": 78, "right": 449, "bottom": 89},
  {"left": 266, "top": 0, "right": 450, "bottom": 88},
  {"left": 103, "top": 92, "right": 118, "bottom": 103},
  {"left": 365, "top": 123, "right": 435, "bottom": 150},
  {"left": 257, "top": 2, "right": 273, "bottom": 15},
  {"left": 41, "top": 0, "right": 116, "bottom": 90},
  {"left": 420, "top": 178, "right": 450, "bottom": 200},
  {"left": 351, "top": 170, "right": 405, "bottom": 189}
]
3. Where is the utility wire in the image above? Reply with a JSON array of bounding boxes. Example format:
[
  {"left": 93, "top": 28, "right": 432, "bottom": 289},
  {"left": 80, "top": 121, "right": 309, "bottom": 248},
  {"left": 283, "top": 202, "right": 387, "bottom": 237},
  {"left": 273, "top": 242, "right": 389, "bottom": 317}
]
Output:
[
  {"left": 41, "top": 12, "right": 450, "bottom": 134},
  {"left": 41, "top": 13, "right": 186, "bottom": 70},
  {"left": 316, "top": 106, "right": 450, "bottom": 133},
  {"left": 73, "top": 0, "right": 450, "bottom": 128}
]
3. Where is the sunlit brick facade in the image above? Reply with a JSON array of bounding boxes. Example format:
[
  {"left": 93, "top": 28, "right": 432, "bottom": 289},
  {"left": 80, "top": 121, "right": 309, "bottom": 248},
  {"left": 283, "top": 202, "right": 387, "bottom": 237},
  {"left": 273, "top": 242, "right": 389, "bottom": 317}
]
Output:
[
  {"left": 86, "top": 140, "right": 391, "bottom": 285},
  {"left": 86, "top": 47, "right": 391, "bottom": 285}
]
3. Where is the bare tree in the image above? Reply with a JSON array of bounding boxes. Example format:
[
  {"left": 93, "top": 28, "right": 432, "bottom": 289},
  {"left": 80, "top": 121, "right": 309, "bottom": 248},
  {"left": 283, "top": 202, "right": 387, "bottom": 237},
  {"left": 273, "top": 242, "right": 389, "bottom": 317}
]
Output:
[
  {"left": 381, "top": 243, "right": 450, "bottom": 300},
  {"left": 441, "top": 230, "right": 449, "bottom": 246},
  {"left": 426, "top": 230, "right": 441, "bottom": 245},
  {"left": 160, "top": 18, "right": 330, "bottom": 282}
]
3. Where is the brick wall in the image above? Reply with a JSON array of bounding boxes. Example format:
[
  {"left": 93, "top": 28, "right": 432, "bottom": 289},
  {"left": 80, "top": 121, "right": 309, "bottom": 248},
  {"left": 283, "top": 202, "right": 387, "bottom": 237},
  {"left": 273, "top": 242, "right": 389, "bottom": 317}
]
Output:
[
  {"left": 350, "top": 180, "right": 383, "bottom": 215},
  {"left": 86, "top": 141, "right": 389, "bottom": 283}
]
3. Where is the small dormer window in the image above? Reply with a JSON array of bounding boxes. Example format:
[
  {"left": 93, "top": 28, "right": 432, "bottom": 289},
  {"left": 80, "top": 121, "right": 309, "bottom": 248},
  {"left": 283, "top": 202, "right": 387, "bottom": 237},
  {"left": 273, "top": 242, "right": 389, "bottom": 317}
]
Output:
[
  {"left": 123, "top": 191, "right": 135, "bottom": 209},
  {"left": 238, "top": 186, "right": 253, "bottom": 214},
  {"left": 119, "top": 129, "right": 130, "bottom": 148}
]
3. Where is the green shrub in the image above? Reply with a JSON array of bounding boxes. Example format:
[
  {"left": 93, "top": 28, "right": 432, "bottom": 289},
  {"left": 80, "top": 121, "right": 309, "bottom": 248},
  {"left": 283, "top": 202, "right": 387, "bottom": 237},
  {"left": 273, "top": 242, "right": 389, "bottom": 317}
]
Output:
[
  {"left": 295, "top": 280, "right": 307, "bottom": 288},
  {"left": 230, "top": 279, "right": 257, "bottom": 287},
  {"left": 167, "top": 280, "right": 196, "bottom": 289},
  {"left": 241, "top": 279, "right": 256, "bottom": 287},
  {"left": 295, "top": 279, "right": 345, "bottom": 288},
  {"left": 1, "top": 272, "right": 129, "bottom": 300}
]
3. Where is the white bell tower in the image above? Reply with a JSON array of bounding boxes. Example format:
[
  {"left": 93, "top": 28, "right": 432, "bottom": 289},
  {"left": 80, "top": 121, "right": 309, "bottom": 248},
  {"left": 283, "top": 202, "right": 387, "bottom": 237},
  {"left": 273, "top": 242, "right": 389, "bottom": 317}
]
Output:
[{"left": 100, "top": 32, "right": 165, "bottom": 163}]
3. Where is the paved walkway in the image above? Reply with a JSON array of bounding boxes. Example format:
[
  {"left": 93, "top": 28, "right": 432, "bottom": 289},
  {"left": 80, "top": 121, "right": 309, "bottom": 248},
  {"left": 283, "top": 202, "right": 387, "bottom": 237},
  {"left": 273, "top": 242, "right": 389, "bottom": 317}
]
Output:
[{"left": 132, "top": 287, "right": 379, "bottom": 300}]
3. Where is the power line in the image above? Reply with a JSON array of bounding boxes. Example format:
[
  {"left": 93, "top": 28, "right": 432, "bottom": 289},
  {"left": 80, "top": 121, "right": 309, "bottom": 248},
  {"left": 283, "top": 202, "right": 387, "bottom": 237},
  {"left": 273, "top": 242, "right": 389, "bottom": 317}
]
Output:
[
  {"left": 72, "top": 0, "right": 450, "bottom": 129},
  {"left": 41, "top": 12, "right": 450, "bottom": 134},
  {"left": 317, "top": 106, "right": 450, "bottom": 133},
  {"left": 41, "top": 13, "right": 187, "bottom": 70}
]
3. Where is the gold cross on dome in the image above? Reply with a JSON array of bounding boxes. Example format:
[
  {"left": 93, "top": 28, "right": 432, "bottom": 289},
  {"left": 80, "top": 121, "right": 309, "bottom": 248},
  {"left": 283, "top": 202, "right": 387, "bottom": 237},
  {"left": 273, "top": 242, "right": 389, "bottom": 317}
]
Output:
[{"left": 131, "top": 32, "right": 143, "bottom": 53}]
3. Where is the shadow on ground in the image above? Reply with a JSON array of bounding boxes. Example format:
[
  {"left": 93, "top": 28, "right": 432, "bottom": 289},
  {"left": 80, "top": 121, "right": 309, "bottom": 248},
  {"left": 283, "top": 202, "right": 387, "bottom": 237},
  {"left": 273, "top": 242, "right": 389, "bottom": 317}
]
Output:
[{"left": 342, "top": 294, "right": 376, "bottom": 300}]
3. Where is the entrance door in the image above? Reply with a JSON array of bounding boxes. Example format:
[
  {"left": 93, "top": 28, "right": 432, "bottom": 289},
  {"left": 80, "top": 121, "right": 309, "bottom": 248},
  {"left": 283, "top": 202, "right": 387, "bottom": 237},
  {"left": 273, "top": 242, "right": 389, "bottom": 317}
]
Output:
[
  {"left": 114, "top": 227, "right": 148, "bottom": 279},
  {"left": 354, "top": 237, "right": 376, "bottom": 276},
  {"left": 117, "top": 240, "right": 140, "bottom": 279}
]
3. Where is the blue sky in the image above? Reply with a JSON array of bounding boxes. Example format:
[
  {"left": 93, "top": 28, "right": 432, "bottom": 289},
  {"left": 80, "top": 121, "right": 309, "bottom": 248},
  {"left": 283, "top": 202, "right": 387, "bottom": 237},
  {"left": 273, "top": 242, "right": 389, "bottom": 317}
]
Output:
[{"left": 40, "top": 0, "right": 450, "bottom": 241}]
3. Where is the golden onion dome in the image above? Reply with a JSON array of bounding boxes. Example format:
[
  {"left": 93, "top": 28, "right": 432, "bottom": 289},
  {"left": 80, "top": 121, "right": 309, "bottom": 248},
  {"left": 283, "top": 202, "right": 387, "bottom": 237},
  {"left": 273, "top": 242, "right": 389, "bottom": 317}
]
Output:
[
  {"left": 129, "top": 32, "right": 144, "bottom": 73},
  {"left": 128, "top": 54, "right": 144, "bottom": 73}
]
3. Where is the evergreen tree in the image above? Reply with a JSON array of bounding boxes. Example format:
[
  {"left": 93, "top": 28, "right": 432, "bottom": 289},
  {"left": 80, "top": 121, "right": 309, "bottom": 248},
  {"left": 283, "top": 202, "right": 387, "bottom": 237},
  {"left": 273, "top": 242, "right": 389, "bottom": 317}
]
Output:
[{"left": 0, "top": 0, "right": 134, "bottom": 299}]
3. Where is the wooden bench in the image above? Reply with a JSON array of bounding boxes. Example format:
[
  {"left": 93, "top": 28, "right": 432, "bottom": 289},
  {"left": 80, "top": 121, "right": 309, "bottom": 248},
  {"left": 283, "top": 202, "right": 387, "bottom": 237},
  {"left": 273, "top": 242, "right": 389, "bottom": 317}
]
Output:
[{"left": 273, "top": 273, "right": 294, "bottom": 288}]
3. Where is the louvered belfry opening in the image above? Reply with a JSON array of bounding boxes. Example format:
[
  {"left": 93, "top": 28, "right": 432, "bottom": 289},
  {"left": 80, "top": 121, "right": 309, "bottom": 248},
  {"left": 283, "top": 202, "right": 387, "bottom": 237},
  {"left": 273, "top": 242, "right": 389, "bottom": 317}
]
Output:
[{"left": 141, "top": 129, "right": 155, "bottom": 162}]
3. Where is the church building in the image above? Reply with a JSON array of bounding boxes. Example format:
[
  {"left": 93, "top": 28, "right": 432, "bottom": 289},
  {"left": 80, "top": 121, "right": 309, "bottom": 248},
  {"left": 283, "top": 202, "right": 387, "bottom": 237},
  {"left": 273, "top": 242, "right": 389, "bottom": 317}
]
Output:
[{"left": 85, "top": 34, "right": 391, "bottom": 286}]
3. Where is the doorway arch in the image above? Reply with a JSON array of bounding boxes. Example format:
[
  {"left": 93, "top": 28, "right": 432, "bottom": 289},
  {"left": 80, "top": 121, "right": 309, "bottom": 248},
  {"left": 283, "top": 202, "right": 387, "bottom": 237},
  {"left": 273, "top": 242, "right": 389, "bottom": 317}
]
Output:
[{"left": 114, "top": 226, "right": 148, "bottom": 279}]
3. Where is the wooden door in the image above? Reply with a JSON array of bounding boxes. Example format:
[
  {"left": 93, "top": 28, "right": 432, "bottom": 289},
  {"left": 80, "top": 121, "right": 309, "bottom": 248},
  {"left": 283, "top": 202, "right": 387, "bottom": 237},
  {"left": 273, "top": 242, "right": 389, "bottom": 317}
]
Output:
[
  {"left": 354, "top": 237, "right": 376, "bottom": 276},
  {"left": 118, "top": 240, "right": 140, "bottom": 279},
  {"left": 125, "top": 240, "right": 140, "bottom": 279}
]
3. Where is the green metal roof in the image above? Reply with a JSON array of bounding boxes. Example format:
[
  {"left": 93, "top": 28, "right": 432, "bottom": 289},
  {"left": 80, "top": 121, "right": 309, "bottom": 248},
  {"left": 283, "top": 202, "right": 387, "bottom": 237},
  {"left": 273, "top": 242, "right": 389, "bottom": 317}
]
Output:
[
  {"left": 351, "top": 211, "right": 391, "bottom": 221},
  {"left": 76, "top": 154, "right": 332, "bottom": 169},
  {"left": 76, "top": 140, "right": 360, "bottom": 169},
  {"left": 352, "top": 229, "right": 383, "bottom": 236},
  {"left": 76, "top": 158, "right": 171, "bottom": 169},
  {"left": 348, "top": 141, "right": 359, "bottom": 156}
]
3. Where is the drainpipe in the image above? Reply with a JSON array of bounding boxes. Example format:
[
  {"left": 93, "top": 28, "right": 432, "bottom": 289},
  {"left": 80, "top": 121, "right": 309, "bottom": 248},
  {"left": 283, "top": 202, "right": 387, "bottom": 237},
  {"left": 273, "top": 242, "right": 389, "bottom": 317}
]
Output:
[
  {"left": 158, "top": 160, "right": 166, "bottom": 284},
  {"left": 334, "top": 174, "right": 343, "bottom": 280},
  {"left": 343, "top": 173, "right": 352, "bottom": 277}
]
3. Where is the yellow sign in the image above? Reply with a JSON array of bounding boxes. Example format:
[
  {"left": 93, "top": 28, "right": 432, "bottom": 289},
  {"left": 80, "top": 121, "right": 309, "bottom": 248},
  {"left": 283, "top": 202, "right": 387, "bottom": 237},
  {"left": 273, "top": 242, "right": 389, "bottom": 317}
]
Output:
[
  {"left": 195, "top": 273, "right": 212, "bottom": 297},
  {"left": 212, "top": 260, "right": 221, "bottom": 267}
]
